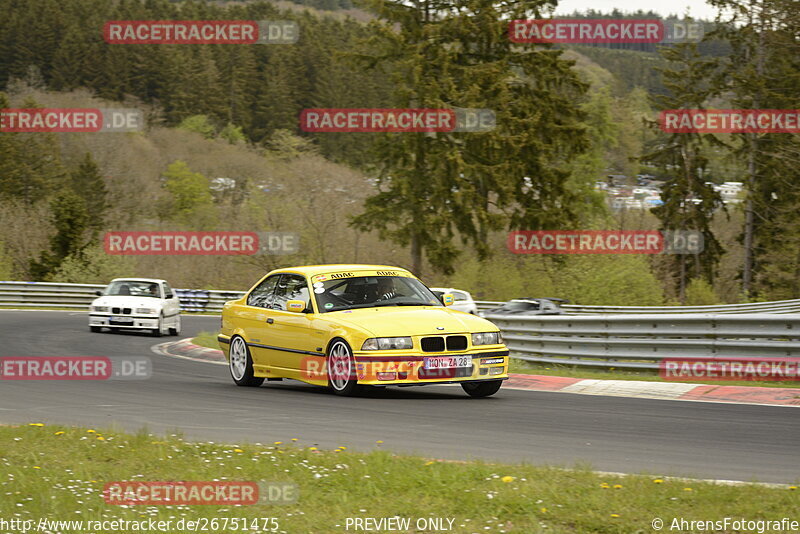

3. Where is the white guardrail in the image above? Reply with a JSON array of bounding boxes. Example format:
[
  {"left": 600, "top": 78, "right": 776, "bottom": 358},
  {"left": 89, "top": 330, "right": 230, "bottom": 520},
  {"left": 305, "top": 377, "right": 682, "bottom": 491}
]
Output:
[
  {"left": 476, "top": 300, "right": 800, "bottom": 314},
  {"left": 2, "top": 281, "right": 799, "bottom": 370},
  {"left": 485, "top": 313, "right": 800, "bottom": 369},
  {"left": 0, "top": 281, "right": 244, "bottom": 313}
]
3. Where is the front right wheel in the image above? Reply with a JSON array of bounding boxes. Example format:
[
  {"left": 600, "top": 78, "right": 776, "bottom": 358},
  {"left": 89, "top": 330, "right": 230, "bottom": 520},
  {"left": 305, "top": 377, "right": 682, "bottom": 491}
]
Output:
[{"left": 461, "top": 380, "right": 503, "bottom": 398}]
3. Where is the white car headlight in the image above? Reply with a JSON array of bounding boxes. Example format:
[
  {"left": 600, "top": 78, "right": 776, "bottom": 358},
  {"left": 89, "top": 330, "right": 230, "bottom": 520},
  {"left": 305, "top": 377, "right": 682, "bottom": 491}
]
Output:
[
  {"left": 92, "top": 306, "right": 109, "bottom": 312},
  {"left": 361, "top": 337, "right": 413, "bottom": 350},
  {"left": 471, "top": 332, "right": 502, "bottom": 346},
  {"left": 136, "top": 308, "right": 157, "bottom": 315}
]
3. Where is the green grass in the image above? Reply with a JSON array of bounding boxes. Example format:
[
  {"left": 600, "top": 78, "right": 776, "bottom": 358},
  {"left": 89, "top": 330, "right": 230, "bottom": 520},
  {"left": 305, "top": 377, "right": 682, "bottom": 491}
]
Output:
[
  {"left": 509, "top": 358, "right": 800, "bottom": 388},
  {"left": 1, "top": 424, "right": 797, "bottom": 533},
  {"left": 191, "top": 331, "right": 221, "bottom": 350}
]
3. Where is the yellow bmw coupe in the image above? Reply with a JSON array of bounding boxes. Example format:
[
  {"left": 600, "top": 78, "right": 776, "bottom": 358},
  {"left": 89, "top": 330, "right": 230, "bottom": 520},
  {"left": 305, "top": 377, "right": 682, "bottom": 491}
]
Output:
[{"left": 219, "top": 264, "right": 508, "bottom": 397}]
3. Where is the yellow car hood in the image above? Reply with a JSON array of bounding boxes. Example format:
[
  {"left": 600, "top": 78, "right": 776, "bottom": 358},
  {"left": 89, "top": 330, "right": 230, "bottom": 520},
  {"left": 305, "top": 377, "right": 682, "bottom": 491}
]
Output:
[{"left": 324, "top": 306, "right": 497, "bottom": 337}]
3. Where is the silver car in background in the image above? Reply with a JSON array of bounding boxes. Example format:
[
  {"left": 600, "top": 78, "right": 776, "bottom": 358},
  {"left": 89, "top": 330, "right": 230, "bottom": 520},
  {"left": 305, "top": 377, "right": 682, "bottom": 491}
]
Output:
[
  {"left": 429, "top": 287, "right": 478, "bottom": 314},
  {"left": 479, "top": 298, "right": 568, "bottom": 317}
]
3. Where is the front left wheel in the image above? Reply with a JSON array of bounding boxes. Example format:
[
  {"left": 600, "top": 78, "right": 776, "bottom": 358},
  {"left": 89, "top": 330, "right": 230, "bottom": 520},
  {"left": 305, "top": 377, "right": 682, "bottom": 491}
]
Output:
[{"left": 229, "top": 336, "right": 264, "bottom": 387}]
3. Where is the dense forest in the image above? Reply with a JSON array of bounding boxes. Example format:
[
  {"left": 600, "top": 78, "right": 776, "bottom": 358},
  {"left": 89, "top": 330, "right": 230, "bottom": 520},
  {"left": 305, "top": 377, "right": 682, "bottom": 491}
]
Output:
[{"left": 0, "top": 0, "right": 798, "bottom": 304}]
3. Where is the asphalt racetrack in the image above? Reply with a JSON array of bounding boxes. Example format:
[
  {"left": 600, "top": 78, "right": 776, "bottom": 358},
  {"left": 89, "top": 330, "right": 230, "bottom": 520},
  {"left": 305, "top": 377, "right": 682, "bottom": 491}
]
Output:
[{"left": 1, "top": 310, "right": 797, "bottom": 483}]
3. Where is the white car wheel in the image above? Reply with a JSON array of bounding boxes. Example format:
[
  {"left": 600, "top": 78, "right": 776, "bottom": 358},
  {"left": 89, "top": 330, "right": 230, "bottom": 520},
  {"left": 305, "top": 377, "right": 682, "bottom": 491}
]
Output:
[
  {"left": 229, "top": 337, "right": 264, "bottom": 387},
  {"left": 327, "top": 340, "right": 360, "bottom": 396}
]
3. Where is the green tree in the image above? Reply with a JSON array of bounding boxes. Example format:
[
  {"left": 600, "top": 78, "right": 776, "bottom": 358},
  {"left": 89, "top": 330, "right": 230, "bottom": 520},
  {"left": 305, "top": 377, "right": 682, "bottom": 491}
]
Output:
[
  {"left": 161, "top": 160, "right": 217, "bottom": 228},
  {"left": 69, "top": 153, "right": 108, "bottom": 234},
  {"left": 29, "top": 191, "right": 90, "bottom": 280},
  {"left": 0, "top": 94, "right": 66, "bottom": 203},
  {"left": 684, "top": 278, "right": 719, "bottom": 305},
  {"left": 567, "top": 87, "right": 617, "bottom": 217},
  {"left": 647, "top": 41, "right": 725, "bottom": 303},
  {"left": 352, "top": 0, "right": 591, "bottom": 275},
  {"left": 559, "top": 255, "right": 666, "bottom": 306},
  {"left": 50, "top": 244, "right": 131, "bottom": 284},
  {"left": 50, "top": 22, "right": 103, "bottom": 90},
  {"left": 177, "top": 115, "right": 216, "bottom": 139},
  {"left": 219, "top": 123, "right": 246, "bottom": 145},
  {"left": 707, "top": 0, "right": 800, "bottom": 297}
]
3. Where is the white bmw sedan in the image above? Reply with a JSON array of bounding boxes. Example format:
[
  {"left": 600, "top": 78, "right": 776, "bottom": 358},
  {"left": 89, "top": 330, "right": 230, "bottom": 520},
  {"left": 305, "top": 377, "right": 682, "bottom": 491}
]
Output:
[{"left": 89, "top": 278, "right": 181, "bottom": 336}]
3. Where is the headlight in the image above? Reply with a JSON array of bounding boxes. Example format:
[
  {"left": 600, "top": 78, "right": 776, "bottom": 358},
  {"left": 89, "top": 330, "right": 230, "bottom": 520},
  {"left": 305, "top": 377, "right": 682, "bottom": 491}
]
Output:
[
  {"left": 136, "top": 308, "right": 157, "bottom": 315},
  {"left": 92, "top": 306, "right": 109, "bottom": 312},
  {"left": 471, "top": 332, "right": 502, "bottom": 346},
  {"left": 361, "top": 337, "right": 413, "bottom": 350}
]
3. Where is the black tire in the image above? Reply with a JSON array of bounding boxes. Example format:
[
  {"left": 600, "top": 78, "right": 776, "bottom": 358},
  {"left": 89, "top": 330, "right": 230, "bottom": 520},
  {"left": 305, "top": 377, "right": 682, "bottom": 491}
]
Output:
[
  {"left": 461, "top": 380, "right": 503, "bottom": 398},
  {"left": 90, "top": 326, "right": 101, "bottom": 333},
  {"left": 151, "top": 313, "right": 164, "bottom": 337},
  {"left": 168, "top": 315, "right": 181, "bottom": 336},
  {"left": 326, "top": 339, "right": 360, "bottom": 396},
  {"left": 228, "top": 336, "right": 264, "bottom": 387},
  {"left": 109, "top": 327, "right": 119, "bottom": 334}
]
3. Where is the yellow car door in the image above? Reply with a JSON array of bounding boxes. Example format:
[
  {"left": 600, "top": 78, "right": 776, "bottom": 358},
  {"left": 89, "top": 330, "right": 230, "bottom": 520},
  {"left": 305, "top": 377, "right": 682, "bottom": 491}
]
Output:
[
  {"left": 237, "top": 274, "right": 281, "bottom": 374},
  {"left": 266, "top": 273, "right": 326, "bottom": 376}
]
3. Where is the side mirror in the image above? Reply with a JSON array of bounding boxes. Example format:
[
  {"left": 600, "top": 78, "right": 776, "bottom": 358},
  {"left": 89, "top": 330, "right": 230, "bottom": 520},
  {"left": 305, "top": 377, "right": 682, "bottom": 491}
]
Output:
[
  {"left": 166, "top": 292, "right": 174, "bottom": 299},
  {"left": 286, "top": 300, "right": 306, "bottom": 313},
  {"left": 442, "top": 293, "right": 455, "bottom": 306},
  {"left": 95, "top": 290, "right": 103, "bottom": 296}
]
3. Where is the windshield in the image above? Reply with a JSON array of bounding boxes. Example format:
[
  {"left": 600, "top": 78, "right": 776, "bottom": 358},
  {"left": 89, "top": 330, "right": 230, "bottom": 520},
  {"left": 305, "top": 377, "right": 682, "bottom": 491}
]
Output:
[
  {"left": 104, "top": 280, "right": 161, "bottom": 298},
  {"left": 313, "top": 275, "right": 441, "bottom": 313}
]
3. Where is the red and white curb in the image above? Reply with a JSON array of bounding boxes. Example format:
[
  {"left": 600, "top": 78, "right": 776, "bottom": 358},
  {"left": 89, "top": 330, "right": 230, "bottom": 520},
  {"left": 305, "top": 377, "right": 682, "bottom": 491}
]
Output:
[
  {"left": 152, "top": 338, "right": 227, "bottom": 365},
  {"left": 506, "top": 375, "right": 800, "bottom": 407},
  {"left": 155, "top": 339, "right": 800, "bottom": 407}
]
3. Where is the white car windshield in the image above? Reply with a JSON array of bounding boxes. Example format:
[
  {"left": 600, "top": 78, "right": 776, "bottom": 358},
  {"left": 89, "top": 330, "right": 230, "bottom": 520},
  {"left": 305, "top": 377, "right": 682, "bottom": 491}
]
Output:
[
  {"left": 314, "top": 276, "right": 441, "bottom": 312},
  {"left": 104, "top": 281, "right": 161, "bottom": 298}
]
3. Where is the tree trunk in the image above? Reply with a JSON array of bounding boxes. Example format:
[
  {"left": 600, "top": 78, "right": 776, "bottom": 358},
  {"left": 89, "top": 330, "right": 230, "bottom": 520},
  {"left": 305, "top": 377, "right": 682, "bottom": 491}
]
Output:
[
  {"left": 742, "top": 171, "right": 754, "bottom": 295},
  {"left": 743, "top": 9, "right": 765, "bottom": 297},
  {"left": 679, "top": 254, "right": 687, "bottom": 304}
]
